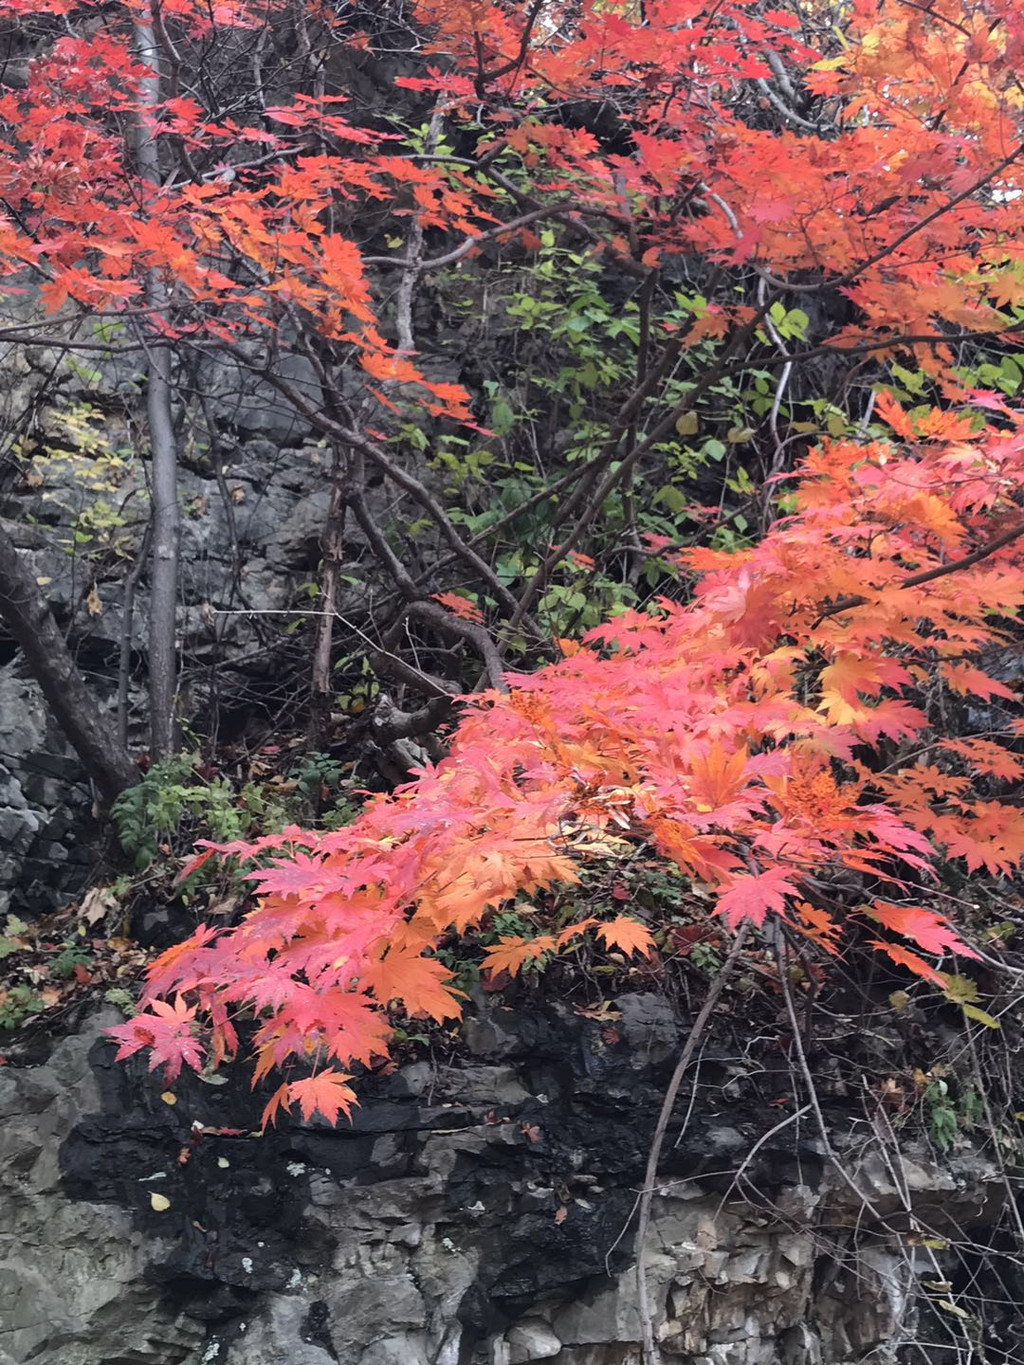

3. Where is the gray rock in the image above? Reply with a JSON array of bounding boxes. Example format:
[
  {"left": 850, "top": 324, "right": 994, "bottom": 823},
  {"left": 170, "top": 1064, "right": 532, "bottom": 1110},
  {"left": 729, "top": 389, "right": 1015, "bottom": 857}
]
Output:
[
  {"left": 439, "top": 1064, "right": 530, "bottom": 1107},
  {"left": 358, "top": 1333, "right": 430, "bottom": 1365},
  {"left": 227, "top": 1297, "right": 334, "bottom": 1365},
  {"left": 0, "top": 994, "right": 1008, "bottom": 1365},
  {"left": 506, "top": 1318, "right": 562, "bottom": 1362},
  {"left": 615, "top": 992, "right": 680, "bottom": 1063}
]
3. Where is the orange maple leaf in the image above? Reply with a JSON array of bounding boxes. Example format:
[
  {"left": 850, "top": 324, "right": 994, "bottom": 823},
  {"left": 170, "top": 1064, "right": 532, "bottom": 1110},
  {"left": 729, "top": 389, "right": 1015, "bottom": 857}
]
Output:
[
  {"left": 286, "top": 1069, "right": 358, "bottom": 1125},
  {"left": 595, "top": 916, "right": 655, "bottom": 958},
  {"left": 481, "top": 934, "right": 556, "bottom": 978}
]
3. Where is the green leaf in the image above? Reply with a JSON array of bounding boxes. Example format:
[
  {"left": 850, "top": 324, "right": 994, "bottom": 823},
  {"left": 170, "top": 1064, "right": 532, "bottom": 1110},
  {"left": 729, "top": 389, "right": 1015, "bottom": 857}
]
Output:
[
  {"left": 655, "top": 483, "right": 688, "bottom": 514},
  {"left": 826, "top": 411, "right": 847, "bottom": 437}
]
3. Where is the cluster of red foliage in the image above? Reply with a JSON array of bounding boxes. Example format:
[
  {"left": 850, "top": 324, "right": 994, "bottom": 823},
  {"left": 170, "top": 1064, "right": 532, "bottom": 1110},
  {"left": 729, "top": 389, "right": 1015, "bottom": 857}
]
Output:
[{"left": 113, "top": 399, "right": 1024, "bottom": 1123}]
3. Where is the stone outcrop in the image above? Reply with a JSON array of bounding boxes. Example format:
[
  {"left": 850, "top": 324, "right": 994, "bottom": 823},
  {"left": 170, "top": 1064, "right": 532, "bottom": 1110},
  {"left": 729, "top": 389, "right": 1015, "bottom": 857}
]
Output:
[
  {"left": 0, "top": 333, "right": 386, "bottom": 914},
  {"left": 0, "top": 997, "right": 1011, "bottom": 1365}
]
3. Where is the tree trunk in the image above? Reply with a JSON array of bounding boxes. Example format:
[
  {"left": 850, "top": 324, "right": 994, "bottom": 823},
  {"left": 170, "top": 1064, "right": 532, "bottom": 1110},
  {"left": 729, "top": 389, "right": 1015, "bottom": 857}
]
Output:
[
  {"left": 143, "top": 335, "right": 180, "bottom": 759},
  {"left": 308, "top": 444, "right": 348, "bottom": 748},
  {"left": 0, "top": 521, "right": 139, "bottom": 804},
  {"left": 134, "top": 8, "right": 180, "bottom": 759}
]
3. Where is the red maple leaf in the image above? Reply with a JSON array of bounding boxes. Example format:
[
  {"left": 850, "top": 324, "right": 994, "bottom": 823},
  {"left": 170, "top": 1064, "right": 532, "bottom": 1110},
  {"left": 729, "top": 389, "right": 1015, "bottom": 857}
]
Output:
[{"left": 717, "top": 869, "right": 801, "bottom": 929}]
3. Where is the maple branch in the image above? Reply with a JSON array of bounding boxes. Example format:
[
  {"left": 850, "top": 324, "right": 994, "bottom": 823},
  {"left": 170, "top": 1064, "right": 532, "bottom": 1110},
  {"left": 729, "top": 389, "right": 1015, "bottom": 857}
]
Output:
[
  {"left": 505, "top": 274, "right": 756, "bottom": 636},
  {"left": 400, "top": 599, "right": 508, "bottom": 692},
  {"left": 819, "top": 517, "right": 1024, "bottom": 623},
  {"left": 133, "top": 2, "right": 181, "bottom": 760},
  {"left": 0, "top": 329, "right": 154, "bottom": 353},
  {"left": 309, "top": 442, "right": 349, "bottom": 746},
  {"left": 634, "top": 923, "right": 751, "bottom": 1365},
  {"left": 332, "top": 608, "right": 459, "bottom": 701},
  {"left": 709, "top": 320, "right": 1024, "bottom": 388},
  {"left": 756, "top": 273, "right": 793, "bottom": 506},
  {"left": 755, "top": 78, "right": 824, "bottom": 133},
  {"left": 967, "top": 1031, "right": 1024, "bottom": 1257},
  {"left": 475, "top": 0, "right": 547, "bottom": 93},
  {"left": 0, "top": 520, "right": 138, "bottom": 802},
  {"left": 117, "top": 515, "right": 153, "bottom": 750},
  {"left": 372, "top": 691, "right": 454, "bottom": 746},
  {"left": 361, "top": 206, "right": 567, "bottom": 272},
  {"left": 430, "top": 153, "right": 648, "bottom": 278},
  {"left": 773, "top": 935, "right": 886, "bottom": 1220},
  {"left": 348, "top": 463, "right": 420, "bottom": 604}
]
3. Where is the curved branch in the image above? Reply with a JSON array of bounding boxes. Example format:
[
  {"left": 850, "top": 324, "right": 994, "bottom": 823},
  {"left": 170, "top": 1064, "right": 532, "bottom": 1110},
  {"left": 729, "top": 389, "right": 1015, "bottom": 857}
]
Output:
[{"left": 818, "top": 517, "right": 1024, "bottom": 623}]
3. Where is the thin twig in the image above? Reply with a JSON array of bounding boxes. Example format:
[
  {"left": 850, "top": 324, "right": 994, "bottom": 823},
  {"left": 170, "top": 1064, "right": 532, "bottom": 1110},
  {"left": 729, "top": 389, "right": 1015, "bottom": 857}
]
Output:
[
  {"left": 117, "top": 517, "right": 153, "bottom": 749},
  {"left": 634, "top": 924, "right": 751, "bottom": 1365}
]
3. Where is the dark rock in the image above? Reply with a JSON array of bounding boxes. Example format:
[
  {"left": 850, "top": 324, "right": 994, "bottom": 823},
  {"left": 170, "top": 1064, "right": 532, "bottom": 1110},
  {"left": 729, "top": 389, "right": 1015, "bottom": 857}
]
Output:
[{"left": 0, "top": 994, "right": 1013, "bottom": 1365}]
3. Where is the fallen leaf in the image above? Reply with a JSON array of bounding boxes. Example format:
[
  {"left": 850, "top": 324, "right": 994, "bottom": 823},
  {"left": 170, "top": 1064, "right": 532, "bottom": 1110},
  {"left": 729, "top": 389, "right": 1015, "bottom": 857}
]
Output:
[
  {"left": 150, "top": 1192, "right": 171, "bottom": 1212},
  {"left": 80, "top": 886, "right": 118, "bottom": 927},
  {"left": 85, "top": 583, "right": 103, "bottom": 617}
]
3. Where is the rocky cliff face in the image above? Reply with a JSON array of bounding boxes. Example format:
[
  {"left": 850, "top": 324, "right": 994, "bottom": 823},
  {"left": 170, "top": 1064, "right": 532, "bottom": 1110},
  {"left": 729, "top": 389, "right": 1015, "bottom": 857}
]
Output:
[
  {"left": 0, "top": 997, "right": 1009, "bottom": 1365},
  {"left": 0, "top": 323, "right": 391, "bottom": 916}
]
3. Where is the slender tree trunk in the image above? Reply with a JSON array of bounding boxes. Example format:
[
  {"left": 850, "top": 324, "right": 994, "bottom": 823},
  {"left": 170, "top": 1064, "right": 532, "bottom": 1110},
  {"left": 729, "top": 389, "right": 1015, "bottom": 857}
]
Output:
[
  {"left": 0, "top": 521, "right": 138, "bottom": 804},
  {"left": 143, "top": 333, "right": 180, "bottom": 758},
  {"left": 134, "top": 6, "right": 180, "bottom": 759},
  {"left": 309, "top": 443, "right": 348, "bottom": 748}
]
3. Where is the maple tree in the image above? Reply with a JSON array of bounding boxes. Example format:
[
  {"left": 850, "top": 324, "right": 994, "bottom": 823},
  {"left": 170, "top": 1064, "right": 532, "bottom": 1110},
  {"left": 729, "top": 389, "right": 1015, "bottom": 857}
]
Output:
[{"left": 0, "top": 0, "right": 1023, "bottom": 1119}]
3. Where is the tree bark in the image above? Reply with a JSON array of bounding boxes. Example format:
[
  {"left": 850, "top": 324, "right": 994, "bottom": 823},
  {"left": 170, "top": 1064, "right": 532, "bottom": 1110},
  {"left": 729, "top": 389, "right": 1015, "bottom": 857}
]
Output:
[
  {"left": 0, "top": 521, "right": 139, "bottom": 804},
  {"left": 308, "top": 443, "right": 348, "bottom": 748},
  {"left": 143, "top": 334, "right": 180, "bottom": 759},
  {"left": 134, "top": 6, "right": 180, "bottom": 759}
]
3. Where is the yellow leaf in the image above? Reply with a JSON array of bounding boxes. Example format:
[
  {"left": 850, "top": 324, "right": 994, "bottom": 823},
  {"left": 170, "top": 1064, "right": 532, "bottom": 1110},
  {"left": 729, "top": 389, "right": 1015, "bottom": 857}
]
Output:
[
  {"left": 936, "top": 1300, "right": 970, "bottom": 1320},
  {"left": 85, "top": 583, "right": 103, "bottom": 617},
  {"left": 942, "top": 975, "right": 979, "bottom": 1005},
  {"left": 675, "top": 410, "right": 699, "bottom": 436},
  {"left": 962, "top": 1004, "right": 1000, "bottom": 1029},
  {"left": 161, "top": 1091, "right": 177, "bottom": 1105},
  {"left": 150, "top": 1192, "right": 171, "bottom": 1212}
]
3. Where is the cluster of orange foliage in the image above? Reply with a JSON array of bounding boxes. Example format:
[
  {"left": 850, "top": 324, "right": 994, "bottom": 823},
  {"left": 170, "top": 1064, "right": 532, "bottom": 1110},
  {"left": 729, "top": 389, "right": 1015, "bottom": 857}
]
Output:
[
  {"left": 1, "top": 0, "right": 1023, "bottom": 381},
  {"left": 114, "top": 398, "right": 1024, "bottom": 1123}
]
